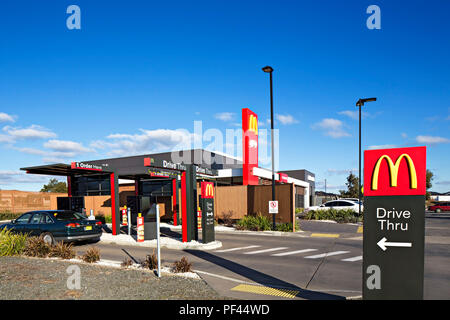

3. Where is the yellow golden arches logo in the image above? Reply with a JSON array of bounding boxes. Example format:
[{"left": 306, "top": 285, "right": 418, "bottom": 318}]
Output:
[
  {"left": 248, "top": 114, "right": 258, "bottom": 135},
  {"left": 205, "top": 183, "right": 214, "bottom": 197},
  {"left": 371, "top": 153, "right": 418, "bottom": 190}
]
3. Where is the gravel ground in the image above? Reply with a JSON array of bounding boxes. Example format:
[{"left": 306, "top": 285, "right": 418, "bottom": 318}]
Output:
[{"left": 0, "top": 256, "right": 228, "bottom": 300}]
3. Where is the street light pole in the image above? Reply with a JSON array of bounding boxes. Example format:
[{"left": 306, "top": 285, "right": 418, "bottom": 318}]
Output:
[
  {"left": 356, "top": 97, "right": 377, "bottom": 217},
  {"left": 262, "top": 66, "right": 276, "bottom": 230}
]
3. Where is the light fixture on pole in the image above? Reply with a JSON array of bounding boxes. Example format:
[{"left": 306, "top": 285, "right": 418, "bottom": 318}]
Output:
[
  {"left": 262, "top": 65, "right": 276, "bottom": 230},
  {"left": 355, "top": 97, "right": 377, "bottom": 217}
]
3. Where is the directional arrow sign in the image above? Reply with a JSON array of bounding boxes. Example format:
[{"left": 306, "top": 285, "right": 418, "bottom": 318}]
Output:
[{"left": 377, "top": 237, "right": 412, "bottom": 251}]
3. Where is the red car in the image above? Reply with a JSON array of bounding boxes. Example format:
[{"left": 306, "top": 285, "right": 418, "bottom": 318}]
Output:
[{"left": 428, "top": 202, "right": 450, "bottom": 213}]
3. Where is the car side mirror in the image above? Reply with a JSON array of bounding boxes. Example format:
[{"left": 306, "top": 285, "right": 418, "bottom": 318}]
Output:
[{"left": 11, "top": 219, "right": 16, "bottom": 224}]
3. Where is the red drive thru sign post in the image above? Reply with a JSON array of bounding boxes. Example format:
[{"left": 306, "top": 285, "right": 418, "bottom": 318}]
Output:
[{"left": 363, "top": 146, "right": 426, "bottom": 300}]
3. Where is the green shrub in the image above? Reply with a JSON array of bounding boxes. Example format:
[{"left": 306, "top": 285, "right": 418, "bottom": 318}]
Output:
[
  {"left": 0, "top": 228, "right": 28, "bottom": 256},
  {"left": 81, "top": 247, "right": 100, "bottom": 263},
  {"left": 23, "top": 236, "right": 51, "bottom": 258},
  {"left": 49, "top": 241, "right": 75, "bottom": 260},
  {"left": 303, "top": 208, "right": 362, "bottom": 223},
  {"left": 0, "top": 211, "right": 22, "bottom": 221},
  {"left": 236, "top": 214, "right": 272, "bottom": 231},
  {"left": 275, "top": 221, "right": 300, "bottom": 232},
  {"left": 173, "top": 256, "right": 192, "bottom": 273},
  {"left": 295, "top": 208, "right": 304, "bottom": 214}
]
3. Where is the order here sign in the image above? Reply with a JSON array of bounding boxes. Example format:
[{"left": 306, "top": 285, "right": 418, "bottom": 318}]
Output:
[{"left": 363, "top": 146, "right": 426, "bottom": 300}]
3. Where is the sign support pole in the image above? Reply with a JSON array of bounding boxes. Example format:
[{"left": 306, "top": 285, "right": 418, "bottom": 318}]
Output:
[{"left": 156, "top": 204, "right": 161, "bottom": 278}]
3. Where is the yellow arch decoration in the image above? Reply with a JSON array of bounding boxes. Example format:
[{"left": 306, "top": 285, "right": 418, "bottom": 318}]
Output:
[{"left": 371, "top": 153, "right": 418, "bottom": 190}]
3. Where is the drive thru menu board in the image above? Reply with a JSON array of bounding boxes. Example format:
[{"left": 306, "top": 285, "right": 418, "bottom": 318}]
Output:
[
  {"left": 200, "top": 181, "right": 215, "bottom": 243},
  {"left": 363, "top": 146, "right": 426, "bottom": 300}
]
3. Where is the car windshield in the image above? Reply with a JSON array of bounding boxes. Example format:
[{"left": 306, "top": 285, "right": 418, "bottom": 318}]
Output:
[{"left": 51, "top": 211, "right": 86, "bottom": 221}]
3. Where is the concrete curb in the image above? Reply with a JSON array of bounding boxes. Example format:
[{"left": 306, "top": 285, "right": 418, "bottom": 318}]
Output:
[
  {"left": 99, "top": 232, "right": 223, "bottom": 251},
  {"left": 110, "top": 222, "right": 362, "bottom": 240}
]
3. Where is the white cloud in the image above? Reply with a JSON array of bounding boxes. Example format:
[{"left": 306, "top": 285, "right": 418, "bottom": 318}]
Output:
[
  {"left": 312, "top": 118, "right": 351, "bottom": 138},
  {"left": 435, "top": 181, "right": 450, "bottom": 185},
  {"left": 97, "top": 128, "right": 199, "bottom": 156},
  {"left": 0, "top": 134, "right": 15, "bottom": 144},
  {"left": 214, "top": 112, "right": 235, "bottom": 122},
  {"left": 2, "top": 125, "right": 57, "bottom": 140},
  {"left": 367, "top": 144, "right": 397, "bottom": 150},
  {"left": 0, "top": 170, "right": 49, "bottom": 185},
  {"left": 44, "top": 139, "right": 92, "bottom": 154},
  {"left": 326, "top": 168, "right": 358, "bottom": 176},
  {"left": 415, "top": 135, "right": 450, "bottom": 144},
  {"left": 14, "top": 147, "right": 47, "bottom": 156},
  {"left": 401, "top": 133, "right": 408, "bottom": 138},
  {"left": 276, "top": 114, "right": 298, "bottom": 125},
  {"left": 0, "top": 112, "right": 15, "bottom": 123},
  {"left": 337, "top": 110, "right": 369, "bottom": 120}
]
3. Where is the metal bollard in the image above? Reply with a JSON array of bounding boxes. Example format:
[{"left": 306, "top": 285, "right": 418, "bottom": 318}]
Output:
[{"left": 127, "top": 207, "right": 131, "bottom": 236}]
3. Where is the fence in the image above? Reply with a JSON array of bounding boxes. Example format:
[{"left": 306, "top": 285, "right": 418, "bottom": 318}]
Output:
[
  {"left": 0, "top": 188, "right": 172, "bottom": 219},
  {"left": 215, "top": 184, "right": 296, "bottom": 224},
  {"left": 0, "top": 190, "right": 67, "bottom": 214}
]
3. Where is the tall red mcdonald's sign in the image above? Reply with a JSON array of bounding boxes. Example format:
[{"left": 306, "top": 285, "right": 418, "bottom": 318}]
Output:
[{"left": 242, "top": 108, "right": 259, "bottom": 185}]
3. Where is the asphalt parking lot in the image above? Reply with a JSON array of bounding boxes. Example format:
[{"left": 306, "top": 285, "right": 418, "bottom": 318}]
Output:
[{"left": 70, "top": 213, "right": 450, "bottom": 300}]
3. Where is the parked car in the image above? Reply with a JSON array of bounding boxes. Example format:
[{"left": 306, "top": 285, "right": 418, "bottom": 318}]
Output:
[
  {"left": 428, "top": 202, "right": 450, "bottom": 213},
  {"left": 340, "top": 198, "right": 360, "bottom": 203},
  {"left": 306, "top": 199, "right": 363, "bottom": 213},
  {"left": 0, "top": 210, "right": 103, "bottom": 245}
]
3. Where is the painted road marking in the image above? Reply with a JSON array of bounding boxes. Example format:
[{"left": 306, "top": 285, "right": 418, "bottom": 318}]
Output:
[
  {"left": 271, "top": 249, "right": 317, "bottom": 257},
  {"left": 244, "top": 247, "right": 288, "bottom": 255},
  {"left": 304, "top": 251, "right": 350, "bottom": 259},
  {"left": 231, "top": 284, "right": 299, "bottom": 299},
  {"left": 310, "top": 233, "right": 340, "bottom": 238},
  {"left": 216, "top": 245, "right": 261, "bottom": 253},
  {"left": 341, "top": 255, "right": 363, "bottom": 262}
]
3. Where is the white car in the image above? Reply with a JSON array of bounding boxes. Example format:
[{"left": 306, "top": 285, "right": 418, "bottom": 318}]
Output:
[{"left": 307, "top": 200, "right": 363, "bottom": 213}]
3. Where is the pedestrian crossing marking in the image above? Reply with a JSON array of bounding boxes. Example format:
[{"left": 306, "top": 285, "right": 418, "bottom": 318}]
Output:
[
  {"left": 244, "top": 247, "right": 288, "bottom": 255},
  {"left": 231, "top": 284, "right": 299, "bottom": 298},
  {"left": 271, "top": 249, "right": 317, "bottom": 257},
  {"left": 304, "top": 251, "right": 350, "bottom": 259},
  {"left": 341, "top": 255, "right": 362, "bottom": 262},
  {"left": 216, "top": 245, "right": 260, "bottom": 253},
  {"left": 214, "top": 245, "right": 362, "bottom": 262}
]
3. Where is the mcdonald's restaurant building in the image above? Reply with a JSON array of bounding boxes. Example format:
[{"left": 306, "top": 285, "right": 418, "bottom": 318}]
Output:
[{"left": 20, "top": 108, "right": 315, "bottom": 239}]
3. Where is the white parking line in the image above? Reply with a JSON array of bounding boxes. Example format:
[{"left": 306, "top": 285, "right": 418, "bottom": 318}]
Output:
[
  {"left": 244, "top": 247, "right": 289, "bottom": 255},
  {"left": 304, "top": 251, "right": 350, "bottom": 259},
  {"left": 216, "top": 245, "right": 261, "bottom": 253},
  {"left": 271, "top": 249, "right": 318, "bottom": 257},
  {"left": 341, "top": 255, "right": 362, "bottom": 262}
]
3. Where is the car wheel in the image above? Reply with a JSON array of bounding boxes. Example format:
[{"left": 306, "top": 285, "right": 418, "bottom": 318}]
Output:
[
  {"left": 436, "top": 209, "right": 441, "bottom": 213},
  {"left": 41, "top": 232, "right": 55, "bottom": 245}
]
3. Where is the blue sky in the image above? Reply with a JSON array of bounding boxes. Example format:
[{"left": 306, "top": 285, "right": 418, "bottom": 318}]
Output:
[{"left": 0, "top": 0, "right": 449, "bottom": 193}]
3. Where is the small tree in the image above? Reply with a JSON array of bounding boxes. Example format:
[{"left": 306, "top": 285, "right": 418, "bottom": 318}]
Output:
[
  {"left": 339, "top": 172, "right": 360, "bottom": 198},
  {"left": 40, "top": 178, "right": 68, "bottom": 193},
  {"left": 426, "top": 169, "right": 433, "bottom": 200}
]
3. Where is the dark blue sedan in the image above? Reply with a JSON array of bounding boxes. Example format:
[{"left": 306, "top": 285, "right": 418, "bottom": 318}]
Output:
[{"left": 0, "top": 210, "right": 103, "bottom": 245}]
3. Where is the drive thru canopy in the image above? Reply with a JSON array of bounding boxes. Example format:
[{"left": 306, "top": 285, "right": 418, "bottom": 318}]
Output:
[{"left": 21, "top": 156, "right": 218, "bottom": 242}]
